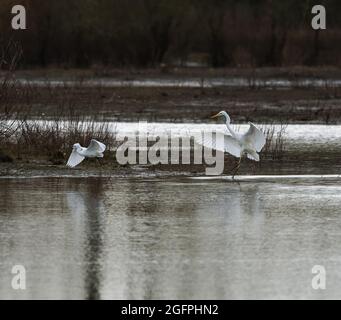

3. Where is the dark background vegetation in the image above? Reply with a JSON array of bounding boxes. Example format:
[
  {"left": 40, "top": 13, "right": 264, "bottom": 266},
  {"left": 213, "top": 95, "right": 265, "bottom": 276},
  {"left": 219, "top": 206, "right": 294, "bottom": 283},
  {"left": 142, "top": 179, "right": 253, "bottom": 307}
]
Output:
[{"left": 0, "top": 0, "right": 340, "bottom": 68}]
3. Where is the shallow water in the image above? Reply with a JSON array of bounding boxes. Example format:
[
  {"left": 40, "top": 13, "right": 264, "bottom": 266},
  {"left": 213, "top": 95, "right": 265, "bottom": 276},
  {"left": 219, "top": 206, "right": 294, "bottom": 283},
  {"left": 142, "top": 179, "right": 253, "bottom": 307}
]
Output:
[
  {"left": 11, "top": 121, "right": 341, "bottom": 150},
  {"left": 115, "top": 122, "right": 341, "bottom": 150},
  {"left": 15, "top": 77, "right": 341, "bottom": 88},
  {"left": 1, "top": 177, "right": 341, "bottom": 299}
]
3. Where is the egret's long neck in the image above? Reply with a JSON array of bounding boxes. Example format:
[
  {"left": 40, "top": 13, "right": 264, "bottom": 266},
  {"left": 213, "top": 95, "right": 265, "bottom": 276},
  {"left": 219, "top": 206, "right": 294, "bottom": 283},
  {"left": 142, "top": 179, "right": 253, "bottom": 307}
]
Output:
[{"left": 225, "top": 119, "right": 236, "bottom": 138}]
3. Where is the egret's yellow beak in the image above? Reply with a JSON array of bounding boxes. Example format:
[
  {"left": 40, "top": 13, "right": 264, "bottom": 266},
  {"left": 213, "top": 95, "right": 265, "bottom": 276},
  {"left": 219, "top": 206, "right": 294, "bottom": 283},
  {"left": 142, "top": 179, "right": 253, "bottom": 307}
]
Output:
[{"left": 211, "top": 113, "right": 220, "bottom": 119}]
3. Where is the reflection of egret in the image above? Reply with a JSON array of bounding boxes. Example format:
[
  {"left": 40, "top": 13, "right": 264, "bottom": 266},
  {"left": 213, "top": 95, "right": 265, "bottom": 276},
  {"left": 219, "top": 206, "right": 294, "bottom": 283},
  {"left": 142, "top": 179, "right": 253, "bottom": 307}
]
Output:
[
  {"left": 67, "top": 139, "right": 106, "bottom": 168},
  {"left": 66, "top": 192, "right": 87, "bottom": 221},
  {"left": 200, "top": 111, "right": 266, "bottom": 178},
  {"left": 66, "top": 186, "right": 104, "bottom": 299}
]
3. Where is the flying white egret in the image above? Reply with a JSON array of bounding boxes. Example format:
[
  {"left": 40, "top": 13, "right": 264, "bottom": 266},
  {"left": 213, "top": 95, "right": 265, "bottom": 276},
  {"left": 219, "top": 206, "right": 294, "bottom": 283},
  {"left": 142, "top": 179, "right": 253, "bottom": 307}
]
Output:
[
  {"left": 66, "top": 139, "right": 106, "bottom": 168},
  {"left": 200, "top": 111, "right": 266, "bottom": 177}
]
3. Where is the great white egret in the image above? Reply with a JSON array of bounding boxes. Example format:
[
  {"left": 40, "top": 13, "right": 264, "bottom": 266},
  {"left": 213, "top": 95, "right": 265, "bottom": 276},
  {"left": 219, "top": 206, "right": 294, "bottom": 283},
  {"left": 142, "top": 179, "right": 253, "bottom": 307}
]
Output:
[
  {"left": 66, "top": 139, "right": 106, "bottom": 168},
  {"left": 200, "top": 111, "right": 266, "bottom": 177}
]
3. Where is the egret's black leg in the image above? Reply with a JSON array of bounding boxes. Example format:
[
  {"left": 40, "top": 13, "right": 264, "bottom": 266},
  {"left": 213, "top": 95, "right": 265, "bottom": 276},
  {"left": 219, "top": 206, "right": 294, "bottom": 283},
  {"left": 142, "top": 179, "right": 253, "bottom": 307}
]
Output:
[
  {"left": 229, "top": 158, "right": 240, "bottom": 173},
  {"left": 232, "top": 157, "right": 242, "bottom": 180}
]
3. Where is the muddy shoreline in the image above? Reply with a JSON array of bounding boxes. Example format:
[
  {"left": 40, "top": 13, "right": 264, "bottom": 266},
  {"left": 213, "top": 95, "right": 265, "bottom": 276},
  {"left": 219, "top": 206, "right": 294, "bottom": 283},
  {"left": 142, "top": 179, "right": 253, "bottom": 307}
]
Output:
[
  {"left": 2, "top": 75, "right": 341, "bottom": 124},
  {"left": 1, "top": 149, "right": 340, "bottom": 178},
  {"left": 3, "top": 86, "right": 341, "bottom": 123},
  {"left": 6, "top": 66, "right": 341, "bottom": 80}
]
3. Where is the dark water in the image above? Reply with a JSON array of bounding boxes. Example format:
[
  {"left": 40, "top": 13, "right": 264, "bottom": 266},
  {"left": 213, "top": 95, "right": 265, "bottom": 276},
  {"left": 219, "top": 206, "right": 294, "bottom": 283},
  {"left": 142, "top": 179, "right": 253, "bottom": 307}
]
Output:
[{"left": 1, "top": 177, "right": 341, "bottom": 299}]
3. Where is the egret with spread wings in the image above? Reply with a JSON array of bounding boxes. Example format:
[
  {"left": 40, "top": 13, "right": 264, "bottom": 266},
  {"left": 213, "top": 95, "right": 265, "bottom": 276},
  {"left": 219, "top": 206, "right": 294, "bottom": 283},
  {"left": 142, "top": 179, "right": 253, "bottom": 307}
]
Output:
[
  {"left": 66, "top": 139, "right": 106, "bottom": 168},
  {"left": 199, "top": 111, "right": 266, "bottom": 177}
]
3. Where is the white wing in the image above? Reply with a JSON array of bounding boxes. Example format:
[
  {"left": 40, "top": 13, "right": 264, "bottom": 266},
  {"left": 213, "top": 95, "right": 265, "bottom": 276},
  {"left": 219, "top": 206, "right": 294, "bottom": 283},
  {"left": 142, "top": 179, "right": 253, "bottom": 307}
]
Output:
[
  {"left": 244, "top": 122, "right": 266, "bottom": 152},
  {"left": 247, "top": 153, "right": 259, "bottom": 161},
  {"left": 195, "top": 132, "right": 241, "bottom": 158},
  {"left": 87, "top": 139, "right": 106, "bottom": 153},
  {"left": 66, "top": 150, "right": 85, "bottom": 168}
]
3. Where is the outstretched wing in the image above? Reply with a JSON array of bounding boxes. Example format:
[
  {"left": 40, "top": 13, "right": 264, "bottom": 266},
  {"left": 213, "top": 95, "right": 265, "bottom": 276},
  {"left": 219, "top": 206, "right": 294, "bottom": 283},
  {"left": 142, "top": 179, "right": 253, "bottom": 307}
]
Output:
[
  {"left": 66, "top": 150, "right": 85, "bottom": 168},
  {"left": 246, "top": 152, "right": 259, "bottom": 161},
  {"left": 195, "top": 132, "right": 241, "bottom": 158},
  {"left": 244, "top": 123, "right": 266, "bottom": 152},
  {"left": 87, "top": 139, "right": 106, "bottom": 153}
]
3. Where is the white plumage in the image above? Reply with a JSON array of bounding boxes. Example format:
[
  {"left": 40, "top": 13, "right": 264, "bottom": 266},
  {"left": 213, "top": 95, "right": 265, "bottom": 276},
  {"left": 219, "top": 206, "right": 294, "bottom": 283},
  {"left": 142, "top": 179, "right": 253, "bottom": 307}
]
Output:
[
  {"left": 66, "top": 139, "right": 106, "bottom": 168},
  {"left": 199, "top": 132, "right": 242, "bottom": 158},
  {"left": 196, "top": 111, "right": 266, "bottom": 176}
]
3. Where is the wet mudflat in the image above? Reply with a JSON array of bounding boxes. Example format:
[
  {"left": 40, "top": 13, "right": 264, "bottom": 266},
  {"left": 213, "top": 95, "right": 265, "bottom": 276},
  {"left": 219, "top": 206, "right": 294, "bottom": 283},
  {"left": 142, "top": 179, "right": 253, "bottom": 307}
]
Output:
[{"left": 3, "top": 70, "right": 341, "bottom": 123}]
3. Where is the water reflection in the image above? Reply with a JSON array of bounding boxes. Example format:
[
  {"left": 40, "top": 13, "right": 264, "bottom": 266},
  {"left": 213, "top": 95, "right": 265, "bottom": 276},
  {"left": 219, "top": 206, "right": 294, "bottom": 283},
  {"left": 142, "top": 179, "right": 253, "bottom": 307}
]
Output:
[
  {"left": 1, "top": 177, "right": 341, "bottom": 299},
  {"left": 67, "top": 179, "right": 106, "bottom": 299}
]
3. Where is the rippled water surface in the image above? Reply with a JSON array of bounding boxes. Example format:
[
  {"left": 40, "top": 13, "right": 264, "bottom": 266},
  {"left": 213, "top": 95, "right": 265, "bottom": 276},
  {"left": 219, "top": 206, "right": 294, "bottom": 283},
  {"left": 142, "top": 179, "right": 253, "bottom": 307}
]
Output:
[
  {"left": 15, "top": 77, "right": 341, "bottom": 88},
  {"left": 1, "top": 177, "right": 341, "bottom": 299}
]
